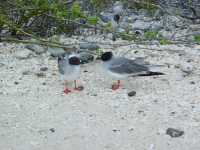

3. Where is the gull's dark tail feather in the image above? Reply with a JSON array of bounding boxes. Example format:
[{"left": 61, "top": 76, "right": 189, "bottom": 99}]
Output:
[{"left": 138, "top": 71, "right": 165, "bottom": 76}]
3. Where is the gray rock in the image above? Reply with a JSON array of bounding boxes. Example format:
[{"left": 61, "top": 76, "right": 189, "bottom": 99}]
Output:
[
  {"left": 120, "top": 22, "right": 130, "bottom": 29},
  {"left": 79, "top": 52, "right": 94, "bottom": 63},
  {"left": 166, "top": 128, "right": 184, "bottom": 137},
  {"left": 118, "top": 28, "right": 125, "bottom": 33},
  {"left": 186, "top": 35, "right": 194, "bottom": 41},
  {"left": 129, "top": 14, "right": 144, "bottom": 21},
  {"left": 78, "top": 86, "right": 84, "bottom": 89},
  {"left": 50, "top": 128, "right": 55, "bottom": 132},
  {"left": 152, "top": 9, "right": 160, "bottom": 20},
  {"left": 31, "top": 27, "right": 40, "bottom": 32},
  {"left": 160, "top": 19, "right": 166, "bottom": 26},
  {"left": 14, "top": 50, "right": 31, "bottom": 59},
  {"left": 143, "top": 17, "right": 152, "bottom": 22},
  {"left": 78, "top": 36, "right": 84, "bottom": 41},
  {"left": 128, "top": 91, "right": 136, "bottom": 97},
  {"left": 26, "top": 44, "right": 45, "bottom": 54},
  {"left": 165, "top": 25, "right": 175, "bottom": 31},
  {"left": 168, "top": 16, "right": 183, "bottom": 26},
  {"left": 159, "top": 31, "right": 168, "bottom": 37},
  {"left": 40, "top": 67, "right": 48, "bottom": 71},
  {"left": 151, "top": 24, "right": 164, "bottom": 31},
  {"left": 83, "top": 37, "right": 95, "bottom": 43},
  {"left": 17, "top": 43, "right": 25, "bottom": 48},
  {"left": 80, "top": 43, "right": 99, "bottom": 50},
  {"left": 106, "top": 33, "right": 116, "bottom": 41},
  {"left": 190, "top": 81, "right": 195, "bottom": 84},
  {"left": 133, "top": 26, "right": 150, "bottom": 32},
  {"left": 194, "top": 30, "right": 200, "bottom": 35},
  {"left": 126, "top": 18, "right": 135, "bottom": 23},
  {"left": 138, "top": 110, "right": 144, "bottom": 113},
  {"left": 30, "top": 38, "right": 40, "bottom": 43},
  {"left": 129, "top": 31, "right": 134, "bottom": 34},
  {"left": 87, "top": 93, "right": 97, "bottom": 96},
  {"left": 47, "top": 47, "right": 65, "bottom": 57},
  {"left": 139, "top": 9, "right": 147, "bottom": 15}
]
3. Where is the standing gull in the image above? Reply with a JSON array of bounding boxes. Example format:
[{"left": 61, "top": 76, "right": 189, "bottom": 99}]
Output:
[
  {"left": 58, "top": 56, "right": 83, "bottom": 93},
  {"left": 113, "top": 1, "right": 124, "bottom": 16},
  {"left": 101, "top": 52, "right": 165, "bottom": 90},
  {"left": 99, "top": 14, "right": 120, "bottom": 30}
]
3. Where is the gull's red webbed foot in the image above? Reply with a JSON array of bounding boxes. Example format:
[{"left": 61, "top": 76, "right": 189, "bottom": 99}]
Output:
[
  {"left": 74, "top": 87, "right": 83, "bottom": 91},
  {"left": 63, "top": 89, "right": 71, "bottom": 94},
  {"left": 110, "top": 84, "right": 119, "bottom": 90},
  {"left": 110, "top": 80, "right": 120, "bottom": 90}
]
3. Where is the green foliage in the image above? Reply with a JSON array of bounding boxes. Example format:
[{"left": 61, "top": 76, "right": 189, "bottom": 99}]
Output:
[
  {"left": 158, "top": 33, "right": 163, "bottom": 38},
  {"left": 132, "top": 0, "right": 157, "bottom": 16},
  {"left": 121, "top": 30, "right": 135, "bottom": 41},
  {"left": 91, "top": 0, "right": 99, "bottom": 9},
  {"left": 100, "top": 50, "right": 104, "bottom": 54},
  {"left": 160, "top": 38, "right": 167, "bottom": 45},
  {"left": 194, "top": 27, "right": 198, "bottom": 31},
  {"left": 95, "top": 49, "right": 104, "bottom": 54},
  {"left": 100, "top": 21, "right": 111, "bottom": 28},
  {"left": 71, "top": 1, "right": 84, "bottom": 19},
  {"left": 86, "top": 17, "right": 98, "bottom": 25},
  {"left": 159, "top": 38, "right": 172, "bottom": 45},
  {"left": 185, "top": 37, "right": 193, "bottom": 42},
  {"left": 185, "top": 34, "right": 200, "bottom": 42},
  {"left": 55, "top": 36, "right": 59, "bottom": 42},
  {"left": 88, "top": 47, "right": 92, "bottom": 51},
  {"left": 194, "top": 34, "right": 200, "bottom": 42},
  {"left": 145, "top": 30, "right": 160, "bottom": 39}
]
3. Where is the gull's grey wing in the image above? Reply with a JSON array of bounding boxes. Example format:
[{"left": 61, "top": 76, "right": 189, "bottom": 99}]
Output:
[
  {"left": 109, "top": 57, "right": 150, "bottom": 76},
  {"left": 58, "top": 57, "right": 68, "bottom": 75}
]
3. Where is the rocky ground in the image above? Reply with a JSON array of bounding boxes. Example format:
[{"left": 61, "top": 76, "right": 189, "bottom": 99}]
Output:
[{"left": 0, "top": 33, "right": 200, "bottom": 149}]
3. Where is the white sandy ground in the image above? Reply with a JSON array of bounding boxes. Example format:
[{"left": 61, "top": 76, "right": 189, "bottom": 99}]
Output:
[{"left": 0, "top": 35, "right": 200, "bottom": 150}]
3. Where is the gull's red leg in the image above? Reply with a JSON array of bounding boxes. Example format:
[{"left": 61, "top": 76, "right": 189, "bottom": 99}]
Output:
[
  {"left": 111, "top": 80, "right": 120, "bottom": 90},
  {"left": 63, "top": 81, "right": 71, "bottom": 94},
  {"left": 74, "top": 80, "right": 83, "bottom": 91}
]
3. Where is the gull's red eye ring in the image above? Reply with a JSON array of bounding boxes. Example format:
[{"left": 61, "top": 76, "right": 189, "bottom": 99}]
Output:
[
  {"left": 74, "top": 59, "right": 77, "bottom": 62},
  {"left": 103, "top": 55, "right": 105, "bottom": 58}
]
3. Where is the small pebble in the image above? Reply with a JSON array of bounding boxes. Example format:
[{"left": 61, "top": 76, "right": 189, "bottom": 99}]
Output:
[
  {"left": 14, "top": 82, "right": 19, "bottom": 85},
  {"left": 190, "top": 81, "right": 195, "bottom": 84},
  {"left": 129, "top": 126, "right": 135, "bottom": 131},
  {"left": 113, "top": 129, "right": 117, "bottom": 132},
  {"left": 78, "top": 86, "right": 84, "bottom": 90},
  {"left": 83, "top": 70, "right": 88, "bottom": 73},
  {"left": 138, "top": 110, "right": 144, "bottom": 113},
  {"left": 42, "top": 82, "right": 46, "bottom": 85},
  {"left": 40, "top": 67, "right": 48, "bottom": 71},
  {"left": 128, "top": 91, "right": 136, "bottom": 97},
  {"left": 87, "top": 93, "right": 97, "bottom": 96},
  {"left": 166, "top": 128, "right": 184, "bottom": 137},
  {"left": 50, "top": 128, "right": 55, "bottom": 132}
]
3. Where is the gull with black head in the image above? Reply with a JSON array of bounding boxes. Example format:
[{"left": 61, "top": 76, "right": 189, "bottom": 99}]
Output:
[
  {"left": 101, "top": 52, "right": 165, "bottom": 90},
  {"left": 58, "top": 56, "right": 83, "bottom": 93}
]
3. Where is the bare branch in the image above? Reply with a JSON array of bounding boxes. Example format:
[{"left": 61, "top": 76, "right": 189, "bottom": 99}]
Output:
[{"left": 1, "top": 38, "right": 101, "bottom": 56}]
